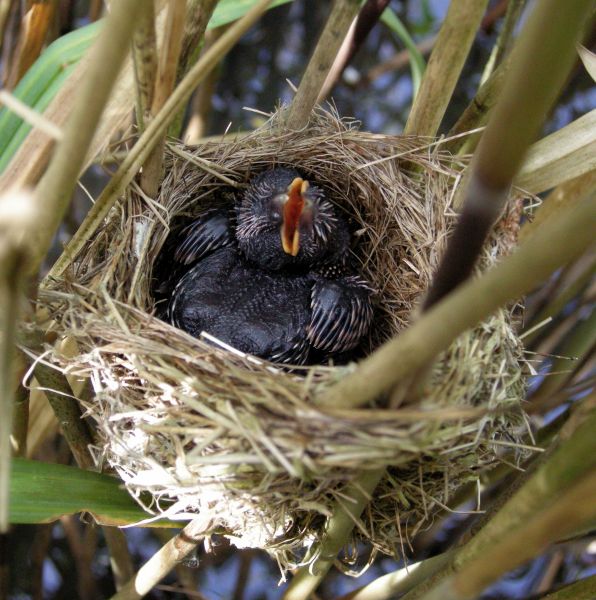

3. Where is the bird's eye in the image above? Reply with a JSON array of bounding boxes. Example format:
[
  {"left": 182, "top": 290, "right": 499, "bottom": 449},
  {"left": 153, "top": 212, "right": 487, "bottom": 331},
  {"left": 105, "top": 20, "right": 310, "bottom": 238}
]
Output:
[{"left": 269, "top": 194, "right": 286, "bottom": 222}]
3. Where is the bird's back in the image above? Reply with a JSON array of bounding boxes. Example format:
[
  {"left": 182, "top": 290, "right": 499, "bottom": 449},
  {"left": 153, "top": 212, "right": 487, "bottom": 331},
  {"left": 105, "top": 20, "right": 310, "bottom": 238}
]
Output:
[{"left": 169, "top": 247, "right": 313, "bottom": 363}]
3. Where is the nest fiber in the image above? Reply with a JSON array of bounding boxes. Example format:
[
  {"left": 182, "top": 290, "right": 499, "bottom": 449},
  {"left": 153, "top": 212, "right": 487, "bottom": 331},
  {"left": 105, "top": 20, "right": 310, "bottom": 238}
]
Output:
[{"left": 39, "top": 108, "right": 528, "bottom": 569}]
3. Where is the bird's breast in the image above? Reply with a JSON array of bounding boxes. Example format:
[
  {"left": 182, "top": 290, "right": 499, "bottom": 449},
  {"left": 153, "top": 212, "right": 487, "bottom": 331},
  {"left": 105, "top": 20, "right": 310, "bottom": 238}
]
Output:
[{"left": 169, "top": 247, "right": 313, "bottom": 362}]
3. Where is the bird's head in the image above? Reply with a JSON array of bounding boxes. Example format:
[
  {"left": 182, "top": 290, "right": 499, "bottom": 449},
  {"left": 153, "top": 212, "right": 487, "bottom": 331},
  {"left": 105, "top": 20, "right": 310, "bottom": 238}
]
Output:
[{"left": 236, "top": 168, "right": 341, "bottom": 270}]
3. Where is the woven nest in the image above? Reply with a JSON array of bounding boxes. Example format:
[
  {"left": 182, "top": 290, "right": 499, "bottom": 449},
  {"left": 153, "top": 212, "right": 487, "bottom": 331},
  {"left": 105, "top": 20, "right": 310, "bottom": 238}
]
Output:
[{"left": 38, "top": 108, "right": 529, "bottom": 570}]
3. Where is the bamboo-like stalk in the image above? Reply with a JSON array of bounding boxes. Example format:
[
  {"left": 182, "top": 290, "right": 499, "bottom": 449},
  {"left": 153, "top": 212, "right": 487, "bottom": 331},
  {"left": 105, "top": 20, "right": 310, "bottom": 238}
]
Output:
[
  {"left": 399, "top": 405, "right": 596, "bottom": 600},
  {"left": 46, "top": 0, "right": 275, "bottom": 282},
  {"left": 520, "top": 169, "right": 596, "bottom": 244},
  {"left": 28, "top": 0, "right": 144, "bottom": 277},
  {"left": 169, "top": 0, "right": 219, "bottom": 138},
  {"left": 317, "top": 0, "right": 391, "bottom": 103},
  {"left": 421, "top": 473, "right": 596, "bottom": 600},
  {"left": 334, "top": 551, "right": 455, "bottom": 600},
  {"left": 139, "top": 0, "right": 186, "bottom": 198},
  {"left": 0, "top": 193, "right": 32, "bottom": 534},
  {"left": 479, "top": 0, "right": 525, "bottom": 85},
  {"left": 318, "top": 188, "right": 595, "bottom": 409},
  {"left": 33, "top": 365, "right": 134, "bottom": 589},
  {"left": 541, "top": 574, "right": 596, "bottom": 600},
  {"left": 403, "top": 0, "right": 489, "bottom": 137},
  {"left": 109, "top": 518, "right": 207, "bottom": 600},
  {"left": 282, "top": 467, "right": 385, "bottom": 600},
  {"left": 444, "top": 55, "right": 511, "bottom": 155},
  {"left": 26, "top": 359, "right": 95, "bottom": 469},
  {"left": 423, "top": 0, "right": 593, "bottom": 309},
  {"left": 131, "top": 2, "right": 157, "bottom": 132},
  {"left": 285, "top": 0, "right": 361, "bottom": 130},
  {"left": 9, "top": 351, "right": 29, "bottom": 458}
]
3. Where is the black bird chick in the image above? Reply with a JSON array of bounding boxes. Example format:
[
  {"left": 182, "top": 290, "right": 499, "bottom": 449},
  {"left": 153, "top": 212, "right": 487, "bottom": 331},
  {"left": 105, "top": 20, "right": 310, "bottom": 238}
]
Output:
[{"left": 166, "top": 167, "right": 374, "bottom": 365}]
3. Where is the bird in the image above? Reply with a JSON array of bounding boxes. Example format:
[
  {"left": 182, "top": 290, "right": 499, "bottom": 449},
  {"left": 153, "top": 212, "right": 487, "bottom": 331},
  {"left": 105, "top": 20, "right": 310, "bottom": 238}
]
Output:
[{"left": 162, "top": 167, "right": 374, "bottom": 365}]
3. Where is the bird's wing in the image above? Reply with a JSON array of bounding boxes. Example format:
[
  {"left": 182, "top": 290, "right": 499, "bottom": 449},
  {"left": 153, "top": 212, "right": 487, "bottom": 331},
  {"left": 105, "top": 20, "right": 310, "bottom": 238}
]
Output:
[
  {"left": 308, "top": 275, "right": 374, "bottom": 353},
  {"left": 173, "top": 208, "right": 234, "bottom": 265}
]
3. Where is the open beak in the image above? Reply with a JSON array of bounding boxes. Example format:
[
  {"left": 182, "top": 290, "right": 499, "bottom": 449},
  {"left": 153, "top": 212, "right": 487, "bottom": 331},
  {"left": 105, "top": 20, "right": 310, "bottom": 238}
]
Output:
[{"left": 281, "top": 177, "right": 308, "bottom": 256}]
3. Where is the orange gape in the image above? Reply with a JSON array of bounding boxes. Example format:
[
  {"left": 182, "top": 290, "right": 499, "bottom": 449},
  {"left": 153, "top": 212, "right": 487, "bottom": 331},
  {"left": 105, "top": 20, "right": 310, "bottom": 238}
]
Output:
[{"left": 281, "top": 177, "right": 307, "bottom": 256}]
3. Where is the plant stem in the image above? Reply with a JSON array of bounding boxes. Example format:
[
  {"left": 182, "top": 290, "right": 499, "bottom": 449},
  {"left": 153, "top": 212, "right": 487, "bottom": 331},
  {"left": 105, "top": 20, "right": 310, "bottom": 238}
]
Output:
[
  {"left": 282, "top": 468, "right": 385, "bottom": 600},
  {"left": 404, "top": 0, "right": 489, "bottom": 137},
  {"left": 285, "top": 0, "right": 361, "bottom": 130},
  {"left": 109, "top": 518, "right": 208, "bottom": 600},
  {"left": 139, "top": 0, "right": 187, "bottom": 198},
  {"left": 333, "top": 551, "right": 454, "bottom": 600},
  {"left": 400, "top": 405, "right": 596, "bottom": 600},
  {"left": 445, "top": 55, "right": 511, "bottom": 155},
  {"left": 131, "top": 2, "right": 157, "bottom": 132},
  {"left": 423, "top": 0, "right": 593, "bottom": 309},
  {"left": 46, "top": 0, "right": 275, "bottom": 282},
  {"left": 317, "top": 0, "right": 391, "bottom": 103},
  {"left": 0, "top": 204, "right": 30, "bottom": 534},
  {"left": 479, "top": 0, "right": 526, "bottom": 85},
  {"left": 318, "top": 189, "right": 595, "bottom": 409},
  {"left": 29, "top": 0, "right": 143, "bottom": 277}
]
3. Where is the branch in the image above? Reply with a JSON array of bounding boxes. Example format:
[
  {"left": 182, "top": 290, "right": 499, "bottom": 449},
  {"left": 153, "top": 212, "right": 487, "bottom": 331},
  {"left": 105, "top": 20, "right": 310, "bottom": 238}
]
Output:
[
  {"left": 285, "top": 0, "right": 361, "bottom": 130},
  {"left": 404, "top": 0, "right": 489, "bottom": 137},
  {"left": 423, "top": 0, "right": 594, "bottom": 309},
  {"left": 109, "top": 518, "right": 208, "bottom": 600},
  {"left": 317, "top": 187, "right": 595, "bottom": 409}
]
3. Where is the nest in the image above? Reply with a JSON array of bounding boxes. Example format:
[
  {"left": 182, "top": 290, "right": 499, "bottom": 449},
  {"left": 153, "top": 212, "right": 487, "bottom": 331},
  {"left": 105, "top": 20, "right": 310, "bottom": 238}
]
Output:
[{"left": 38, "top": 108, "right": 529, "bottom": 571}]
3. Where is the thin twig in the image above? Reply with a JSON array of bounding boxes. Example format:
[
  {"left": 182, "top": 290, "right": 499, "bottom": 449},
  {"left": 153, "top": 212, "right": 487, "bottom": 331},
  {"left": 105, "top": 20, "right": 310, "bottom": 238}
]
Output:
[{"left": 285, "top": 0, "right": 361, "bottom": 130}]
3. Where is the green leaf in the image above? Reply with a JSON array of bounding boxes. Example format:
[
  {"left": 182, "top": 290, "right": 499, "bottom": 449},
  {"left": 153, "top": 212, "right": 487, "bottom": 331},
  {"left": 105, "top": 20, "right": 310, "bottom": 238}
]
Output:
[
  {"left": 9, "top": 457, "right": 173, "bottom": 527},
  {"left": 207, "top": 0, "right": 293, "bottom": 30},
  {"left": 380, "top": 8, "right": 426, "bottom": 99},
  {"left": 0, "top": 21, "right": 102, "bottom": 167}
]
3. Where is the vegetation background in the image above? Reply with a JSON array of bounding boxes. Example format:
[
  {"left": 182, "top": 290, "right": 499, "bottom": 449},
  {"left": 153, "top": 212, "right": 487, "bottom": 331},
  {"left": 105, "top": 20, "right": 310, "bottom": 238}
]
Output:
[{"left": 0, "top": 0, "right": 594, "bottom": 599}]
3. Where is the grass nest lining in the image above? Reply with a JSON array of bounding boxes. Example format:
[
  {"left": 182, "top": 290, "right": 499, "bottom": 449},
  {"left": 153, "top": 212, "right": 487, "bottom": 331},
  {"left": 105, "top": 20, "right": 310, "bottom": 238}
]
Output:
[{"left": 38, "top": 107, "right": 529, "bottom": 570}]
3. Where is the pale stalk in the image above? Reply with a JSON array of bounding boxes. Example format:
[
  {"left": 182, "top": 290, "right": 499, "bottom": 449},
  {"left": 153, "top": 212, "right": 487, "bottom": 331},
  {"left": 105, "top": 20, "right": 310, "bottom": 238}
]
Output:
[
  {"left": 285, "top": 0, "right": 361, "bottom": 130},
  {"left": 29, "top": 0, "right": 144, "bottom": 277},
  {"left": 139, "top": 0, "right": 186, "bottom": 198},
  {"left": 282, "top": 468, "right": 385, "bottom": 600},
  {"left": 404, "top": 0, "right": 489, "bottom": 137},
  {"left": 109, "top": 518, "right": 208, "bottom": 600}
]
